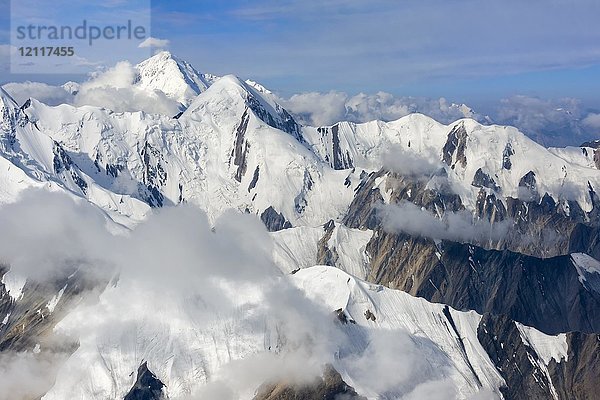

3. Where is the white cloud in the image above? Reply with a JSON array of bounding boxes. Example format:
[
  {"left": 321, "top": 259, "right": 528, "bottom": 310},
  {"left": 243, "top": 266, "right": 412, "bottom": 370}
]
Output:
[
  {"left": 583, "top": 113, "right": 600, "bottom": 130},
  {"left": 72, "top": 61, "right": 180, "bottom": 115},
  {"left": 279, "top": 91, "right": 479, "bottom": 127},
  {"left": 383, "top": 145, "right": 442, "bottom": 180},
  {"left": 2, "top": 82, "right": 74, "bottom": 106},
  {"left": 378, "top": 201, "right": 512, "bottom": 244},
  {"left": 279, "top": 91, "right": 348, "bottom": 126},
  {"left": 3, "top": 59, "right": 180, "bottom": 115},
  {"left": 341, "top": 330, "right": 452, "bottom": 398},
  {"left": 0, "top": 189, "right": 482, "bottom": 399},
  {"left": 0, "top": 351, "right": 69, "bottom": 400},
  {"left": 138, "top": 37, "right": 171, "bottom": 49}
]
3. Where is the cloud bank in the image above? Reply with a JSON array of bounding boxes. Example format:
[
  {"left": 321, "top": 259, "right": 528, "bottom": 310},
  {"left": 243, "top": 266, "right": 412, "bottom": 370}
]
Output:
[
  {"left": 0, "top": 189, "right": 499, "bottom": 399},
  {"left": 378, "top": 201, "right": 512, "bottom": 244},
  {"left": 279, "top": 91, "right": 479, "bottom": 127},
  {"left": 280, "top": 91, "right": 599, "bottom": 147},
  {"left": 3, "top": 62, "right": 180, "bottom": 115}
]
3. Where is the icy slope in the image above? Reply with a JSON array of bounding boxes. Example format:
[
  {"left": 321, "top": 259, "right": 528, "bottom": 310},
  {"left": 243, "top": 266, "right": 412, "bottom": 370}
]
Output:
[
  {"left": 44, "top": 264, "right": 580, "bottom": 399},
  {"left": 302, "top": 116, "right": 600, "bottom": 212},
  {"left": 0, "top": 88, "right": 150, "bottom": 226},
  {"left": 43, "top": 262, "right": 510, "bottom": 400},
  {"left": 271, "top": 222, "right": 372, "bottom": 278},
  {"left": 20, "top": 75, "right": 356, "bottom": 226}
]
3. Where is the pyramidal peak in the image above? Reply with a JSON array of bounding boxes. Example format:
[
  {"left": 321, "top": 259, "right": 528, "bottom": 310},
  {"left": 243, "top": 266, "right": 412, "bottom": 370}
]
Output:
[{"left": 134, "top": 51, "right": 217, "bottom": 106}]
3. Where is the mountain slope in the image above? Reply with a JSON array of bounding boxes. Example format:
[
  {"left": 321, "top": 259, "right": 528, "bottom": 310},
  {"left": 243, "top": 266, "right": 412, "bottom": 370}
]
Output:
[{"left": 2, "top": 53, "right": 600, "bottom": 400}]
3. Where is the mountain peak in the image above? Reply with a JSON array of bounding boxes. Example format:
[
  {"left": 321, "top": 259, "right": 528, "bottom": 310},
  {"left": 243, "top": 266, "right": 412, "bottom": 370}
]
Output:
[
  {"left": 135, "top": 51, "right": 215, "bottom": 106},
  {"left": 182, "top": 74, "right": 303, "bottom": 141}
]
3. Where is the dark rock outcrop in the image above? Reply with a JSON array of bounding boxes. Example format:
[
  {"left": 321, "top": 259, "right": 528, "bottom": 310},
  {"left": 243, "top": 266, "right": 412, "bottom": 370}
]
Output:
[
  {"left": 124, "top": 362, "right": 166, "bottom": 400},
  {"left": 233, "top": 108, "right": 251, "bottom": 182},
  {"left": 472, "top": 168, "right": 501, "bottom": 192},
  {"left": 261, "top": 206, "right": 292, "bottom": 232},
  {"left": 246, "top": 93, "right": 303, "bottom": 143},
  {"left": 365, "top": 229, "right": 600, "bottom": 335},
  {"left": 548, "top": 331, "right": 600, "bottom": 399},
  {"left": 477, "top": 313, "right": 557, "bottom": 400},
  {"left": 248, "top": 165, "right": 260, "bottom": 192},
  {"left": 479, "top": 313, "right": 600, "bottom": 400},
  {"left": 442, "top": 122, "right": 468, "bottom": 169},
  {"left": 316, "top": 220, "right": 338, "bottom": 267},
  {"left": 140, "top": 142, "right": 167, "bottom": 207},
  {"left": 502, "top": 143, "right": 514, "bottom": 170},
  {"left": 253, "top": 364, "right": 366, "bottom": 400}
]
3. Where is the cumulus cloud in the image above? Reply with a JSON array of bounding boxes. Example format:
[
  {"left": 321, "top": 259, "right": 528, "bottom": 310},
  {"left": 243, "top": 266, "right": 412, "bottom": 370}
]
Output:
[
  {"left": 279, "top": 91, "right": 348, "bottom": 126},
  {"left": 279, "top": 91, "right": 480, "bottom": 126},
  {"left": 138, "top": 37, "right": 171, "bottom": 48},
  {"left": 0, "top": 190, "right": 115, "bottom": 281},
  {"left": 0, "top": 189, "right": 482, "bottom": 399},
  {"left": 378, "top": 201, "right": 512, "bottom": 244},
  {"left": 2, "top": 82, "right": 74, "bottom": 106},
  {"left": 0, "top": 189, "right": 343, "bottom": 399},
  {"left": 72, "top": 61, "right": 180, "bottom": 115},
  {"left": 0, "top": 351, "right": 69, "bottom": 400},
  {"left": 2, "top": 61, "right": 181, "bottom": 115},
  {"left": 383, "top": 145, "right": 443, "bottom": 180},
  {"left": 280, "top": 91, "right": 598, "bottom": 147},
  {"left": 341, "top": 330, "right": 452, "bottom": 398}
]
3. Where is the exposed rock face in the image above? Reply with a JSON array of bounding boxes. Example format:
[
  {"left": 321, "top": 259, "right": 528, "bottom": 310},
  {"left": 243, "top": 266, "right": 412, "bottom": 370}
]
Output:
[
  {"left": 363, "top": 226, "right": 600, "bottom": 334},
  {"left": 442, "top": 122, "right": 468, "bottom": 169},
  {"left": 140, "top": 142, "right": 168, "bottom": 207},
  {"left": 472, "top": 168, "right": 501, "bottom": 192},
  {"left": 330, "top": 124, "right": 354, "bottom": 170},
  {"left": 477, "top": 314, "right": 557, "bottom": 400},
  {"left": 548, "top": 331, "right": 600, "bottom": 399},
  {"left": 246, "top": 92, "right": 303, "bottom": 143},
  {"left": 261, "top": 206, "right": 292, "bottom": 232},
  {"left": 502, "top": 143, "right": 514, "bottom": 170},
  {"left": 316, "top": 220, "right": 338, "bottom": 266},
  {"left": 294, "top": 170, "right": 314, "bottom": 214},
  {"left": 343, "top": 170, "right": 386, "bottom": 230},
  {"left": 248, "top": 165, "right": 260, "bottom": 192},
  {"left": 479, "top": 313, "right": 600, "bottom": 400},
  {"left": 0, "top": 267, "right": 98, "bottom": 352},
  {"left": 315, "top": 125, "right": 354, "bottom": 170},
  {"left": 340, "top": 168, "right": 600, "bottom": 332},
  {"left": 52, "top": 141, "right": 89, "bottom": 195},
  {"left": 475, "top": 190, "right": 506, "bottom": 225},
  {"left": 253, "top": 364, "right": 366, "bottom": 400},
  {"left": 518, "top": 171, "right": 538, "bottom": 199},
  {"left": 233, "top": 108, "right": 251, "bottom": 182},
  {"left": 580, "top": 140, "right": 600, "bottom": 149},
  {"left": 124, "top": 362, "right": 166, "bottom": 400},
  {"left": 347, "top": 167, "right": 600, "bottom": 260}
]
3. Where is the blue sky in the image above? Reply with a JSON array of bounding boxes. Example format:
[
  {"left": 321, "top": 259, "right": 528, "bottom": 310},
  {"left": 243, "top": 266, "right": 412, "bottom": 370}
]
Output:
[
  {"left": 1, "top": 0, "right": 600, "bottom": 110},
  {"left": 150, "top": 0, "right": 600, "bottom": 105}
]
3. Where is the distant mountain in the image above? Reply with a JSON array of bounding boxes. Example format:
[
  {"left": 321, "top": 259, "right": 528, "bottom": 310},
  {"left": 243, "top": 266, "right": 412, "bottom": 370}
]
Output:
[{"left": 135, "top": 51, "right": 219, "bottom": 107}]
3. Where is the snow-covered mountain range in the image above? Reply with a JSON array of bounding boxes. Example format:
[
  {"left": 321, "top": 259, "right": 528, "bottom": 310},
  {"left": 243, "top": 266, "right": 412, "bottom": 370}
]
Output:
[{"left": 2, "top": 52, "right": 600, "bottom": 400}]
